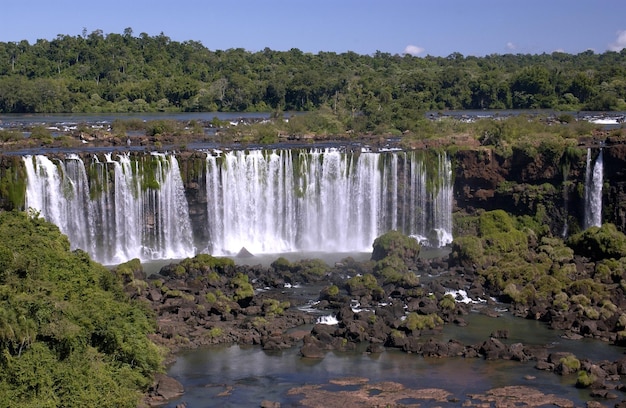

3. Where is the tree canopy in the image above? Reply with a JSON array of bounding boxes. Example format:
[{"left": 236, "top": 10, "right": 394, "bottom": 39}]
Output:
[
  {"left": 0, "top": 29, "right": 625, "bottom": 121},
  {"left": 0, "top": 210, "right": 162, "bottom": 408}
]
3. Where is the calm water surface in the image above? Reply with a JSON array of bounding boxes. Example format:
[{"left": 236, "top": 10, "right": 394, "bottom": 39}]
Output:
[{"left": 164, "top": 309, "right": 626, "bottom": 407}]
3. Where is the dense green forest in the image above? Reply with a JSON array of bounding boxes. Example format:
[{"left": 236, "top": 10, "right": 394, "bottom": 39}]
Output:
[
  {"left": 0, "top": 211, "right": 161, "bottom": 407},
  {"left": 0, "top": 29, "right": 625, "bottom": 127}
]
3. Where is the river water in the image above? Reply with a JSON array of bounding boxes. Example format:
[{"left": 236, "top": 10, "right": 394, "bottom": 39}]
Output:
[
  {"left": 161, "top": 251, "right": 626, "bottom": 407},
  {"left": 164, "top": 310, "right": 626, "bottom": 407}
]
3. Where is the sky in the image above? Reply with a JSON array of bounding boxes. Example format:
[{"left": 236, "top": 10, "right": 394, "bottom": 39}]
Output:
[{"left": 2, "top": 0, "right": 625, "bottom": 57}]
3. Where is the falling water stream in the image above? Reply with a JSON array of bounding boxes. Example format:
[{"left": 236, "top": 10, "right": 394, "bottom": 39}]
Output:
[
  {"left": 584, "top": 148, "right": 603, "bottom": 229},
  {"left": 24, "top": 149, "right": 453, "bottom": 265}
]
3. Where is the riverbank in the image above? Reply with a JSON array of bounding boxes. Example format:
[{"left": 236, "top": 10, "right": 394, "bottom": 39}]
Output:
[{"left": 117, "top": 229, "right": 626, "bottom": 407}]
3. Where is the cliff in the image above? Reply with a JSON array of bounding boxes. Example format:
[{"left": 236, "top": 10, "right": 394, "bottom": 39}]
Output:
[
  {"left": 2, "top": 141, "right": 625, "bottom": 249},
  {"left": 453, "top": 141, "right": 625, "bottom": 236}
]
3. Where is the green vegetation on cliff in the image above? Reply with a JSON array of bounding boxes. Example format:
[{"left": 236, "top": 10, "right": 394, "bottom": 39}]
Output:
[{"left": 0, "top": 211, "right": 162, "bottom": 407}]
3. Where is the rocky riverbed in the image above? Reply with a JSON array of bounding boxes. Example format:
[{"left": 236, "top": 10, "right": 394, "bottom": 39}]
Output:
[{"left": 110, "top": 230, "right": 626, "bottom": 407}]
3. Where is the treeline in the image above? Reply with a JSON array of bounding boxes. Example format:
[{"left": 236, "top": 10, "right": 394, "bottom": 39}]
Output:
[{"left": 0, "top": 29, "right": 625, "bottom": 128}]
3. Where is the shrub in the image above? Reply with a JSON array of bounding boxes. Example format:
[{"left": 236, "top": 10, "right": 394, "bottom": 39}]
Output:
[
  {"left": 478, "top": 210, "right": 516, "bottom": 236},
  {"left": 567, "top": 223, "right": 626, "bottom": 261},
  {"left": 231, "top": 273, "right": 254, "bottom": 303},
  {"left": 439, "top": 294, "right": 456, "bottom": 310},
  {"left": 0, "top": 211, "right": 161, "bottom": 407},
  {"left": 404, "top": 312, "right": 443, "bottom": 332},
  {"left": 371, "top": 230, "right": 420, "bottom": 262},
  {"left": 449, "top": 236, "right": 484, "bottom": 267},
  {"left": 576, "top": 370, "right": 597, "bottom": 388},
  {"left": 559, "top": 355, "right": 581, "bottom": 372}
]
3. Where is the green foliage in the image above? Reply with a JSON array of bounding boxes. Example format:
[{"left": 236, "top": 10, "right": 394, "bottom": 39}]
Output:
[
  {"left": 271, "top": 256, "right": 292, "bottom": 271},
  {"left": 346, "top": 273, "right": 384, "bottom": 299},
  {"left": 230, "top": 273, "right": 254, "bottom": 302},
  {"left": 567, "top": 223, "right": 626, "bottom": 261},
  {"left": 113, "top": 258, "right": 142, "bottom": 282},
  {"left": 291, "top": 258, "right": 330, "bottom": 280},
  {"left": 2, "top": 30, "right": 624, "bottom": 128},
  {"left": 478, "top": 209, "right": 516, "bottom": 235},
  {"left": 449, "top": 235, "right": 484, "bottom": 267},
  {"left": 403, "top": 312, "right": 443, "bottom": 332},
  {"left": 559, "top": 355, "right": 581, "bottom": 371},
  {"left": 178, "top": 253, "right": 235, "bottom": 276},
  {"left": 0, "top": 211, "right": 161, "bottom": 407},
  {"left": 576, "top": 370, "right": 597, "bottom": 388},
  {"left": 371, "top": 230, "right": 420, "bottom": 262},
  {"left": 28, "top": 126, "right": 53, "bottom": 143},
  {"left": 439, "top": 294, "right": 456, "bottom": 310},
  {"left": 145, "top": 120, "right": 179, "bottom": 137},
  {"left": 262, "top": 298, "right": 290, "bottom": 316},
  {"left": 0, "top": 158, "right": 27, "bottom": 211}
]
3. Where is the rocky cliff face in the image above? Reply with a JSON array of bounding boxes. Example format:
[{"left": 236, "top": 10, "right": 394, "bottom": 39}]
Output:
[
  {"left": 453, "top": 141, "right": 626, "bottom": 236},
  {"left": 603, "top": 139, "right": 626, "bottom": 233}
]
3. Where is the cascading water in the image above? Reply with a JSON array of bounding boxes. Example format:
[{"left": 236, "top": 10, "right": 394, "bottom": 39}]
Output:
[
  {"left": 23, "top": 149, "right": 454, "bottom": 263},
  {"left": 204, "top": 148, "right": 453, "bottom": 255},
  {"left": 24, "top": 153, "right": 195, "bottom": 265},
  {"left": 584, "top": 148, "right": 603, "bottom": 229}
]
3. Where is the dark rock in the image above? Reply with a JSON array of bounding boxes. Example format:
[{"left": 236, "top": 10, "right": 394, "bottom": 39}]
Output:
[
  {"left": 236, "top": 247, "right": 254, "bottom": 258},
  {"left": 490, "top": 329, "right": 509, "bottom": 339},
  {"left": 151, "top": 373, "right": 184, "bottom": 401},
  {"left": 480, "top": 338, "right": 508, "bottom": 360},
  {"left": 535, "top": 360, "right": 554, "bottom": 371}
]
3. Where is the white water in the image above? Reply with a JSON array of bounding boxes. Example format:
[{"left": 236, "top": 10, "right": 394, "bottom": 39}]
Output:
[
  {"left": 24, "top": 153, "right": 195, "bottom": 265},
  {"left": 204, "top": 148, "right": 453, "bottom": 255},
  {"left": 584, "top": 148, "right": 603, "bottom": 229},
  {"left": 23, "top": 149, "right": 453, "bottom": 264}
]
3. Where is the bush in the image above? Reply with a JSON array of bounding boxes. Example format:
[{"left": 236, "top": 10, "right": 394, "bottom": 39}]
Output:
[
  {"left": 403, "top": 312, "right": 443, "bottom": 332},
  {"left": 576, "top": 370, "right": 597, "bottom": 388},
  {"left": 0, "top": 211, "right": 161, "bottom": 407},
  {"left": 567, "top": 223, "right": 626, "bottom": 261},
  {"left": 449, "top": 236, "right": 484, "bottom": 267},
  {"left": 478, "top": 209, "right": 516, "bottom": 236},
  {"left": 371, "top": 230, "right": 420, "bottom": 262}
]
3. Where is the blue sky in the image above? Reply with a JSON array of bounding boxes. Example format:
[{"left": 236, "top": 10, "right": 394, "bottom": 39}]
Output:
[{"left": 2, "top": 0, "right": 625, "bottom": 56}]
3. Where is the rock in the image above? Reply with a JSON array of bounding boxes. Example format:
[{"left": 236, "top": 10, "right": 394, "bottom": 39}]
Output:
[
  {"left": 480, "top": 338, "right": 508, "bottom": 360},
  {"left": 535, "top": 360, "right": 554, "bottom": 371},
  {"left": 300, "top": 343, "right": 325, "bottom": 359},
  {"left": 260, "top": 400, "right": 281, "bottom": 408},
  {"left": 490, "top": 329, "right": 509, "bottom": 339},
  {"left": 152, "top": 373, "right": 184, "bottom": 400},
  {"left": 237, "top": 247, "right": 254, "bottom": 258}
]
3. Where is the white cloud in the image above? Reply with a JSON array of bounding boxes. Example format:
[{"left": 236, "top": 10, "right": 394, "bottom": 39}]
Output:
[
  {"left": 506, "top": 42, "right": 516, "bottom": 51},
  {"left": 609, "top": 30, "right": 626, "bottom": 51},
  {"left": 404, "top": 44, "right": 425, "bottom": 56}
]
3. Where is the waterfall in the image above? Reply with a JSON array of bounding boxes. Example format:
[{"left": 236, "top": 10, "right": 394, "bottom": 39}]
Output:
[
  {"left": 204, "top": 148, "right": 453, "bottom": 255},
  {"left": 584, "top": 148, "right": 603, "bottom": 229},
  {"left": 432, "top": 153, "right": 454, "bottom": 246},
  {"left": 23, "top": 149, "right": 454, "bottom": 263},
  {"left": 23, "top": 153, "right": 194, "bottom": 265}
]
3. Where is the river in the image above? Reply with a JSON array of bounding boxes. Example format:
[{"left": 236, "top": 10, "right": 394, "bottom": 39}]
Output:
[
  {"left": 159, "top": 252, "right": 626, "bottom": 407},
  {"left": 163, "top": 310, "right": 626, "bottom": 407}
]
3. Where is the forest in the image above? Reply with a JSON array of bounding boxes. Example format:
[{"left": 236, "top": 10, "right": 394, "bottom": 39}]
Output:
[
  {"left": 0, "top": 29, "right": 625, "bottom": 133},
  {"left": 0, "top": 211, "right": 162, "bottom": 407}
]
